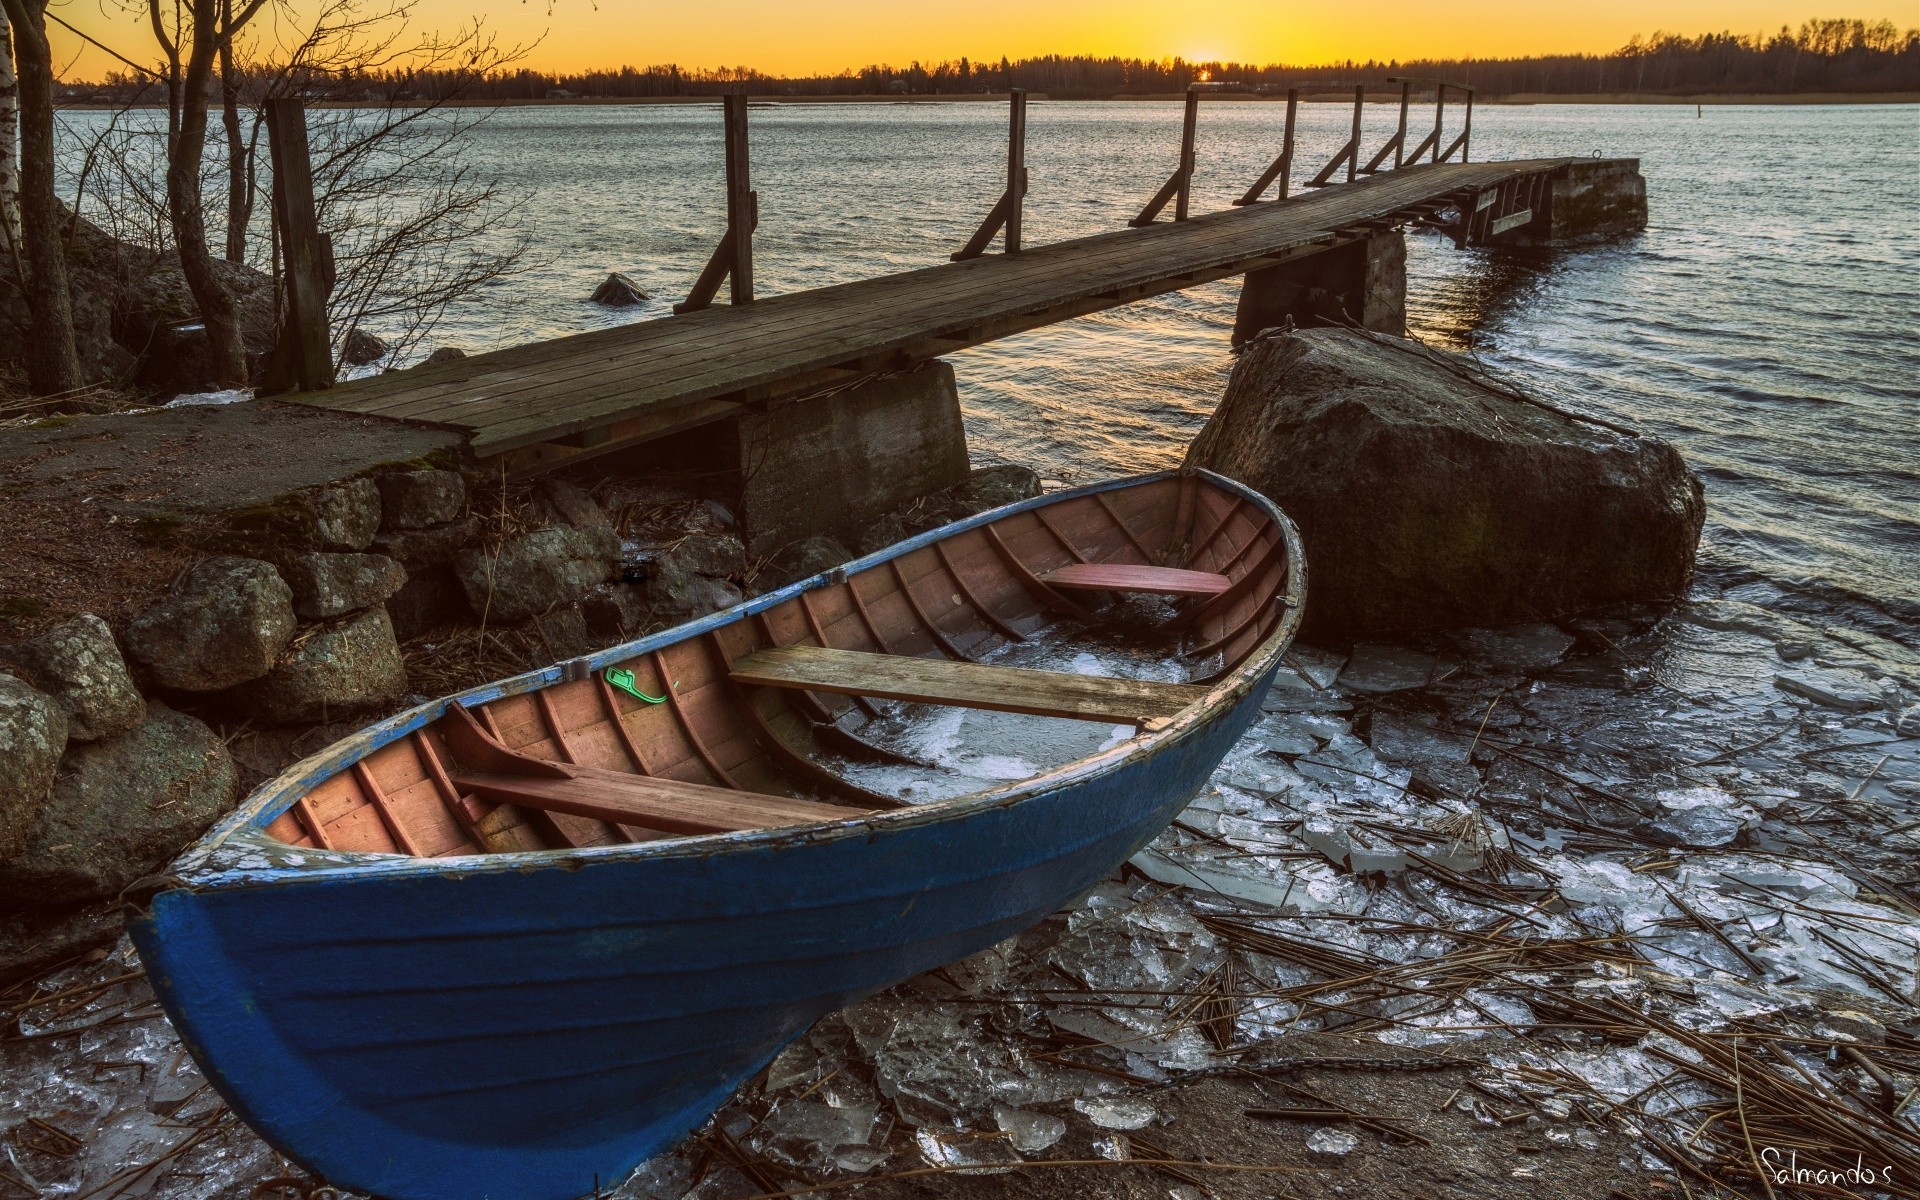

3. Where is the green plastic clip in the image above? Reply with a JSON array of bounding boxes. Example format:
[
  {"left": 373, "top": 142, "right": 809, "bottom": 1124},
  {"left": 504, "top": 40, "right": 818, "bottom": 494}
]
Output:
[{"left": 604, "top": 667, "right": 667, "bottom": 704}]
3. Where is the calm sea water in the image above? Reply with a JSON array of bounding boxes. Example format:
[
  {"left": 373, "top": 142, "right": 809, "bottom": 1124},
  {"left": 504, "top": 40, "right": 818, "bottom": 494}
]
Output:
[{"left": 78, "top": 100, "right": 1920, "bottom": 633}]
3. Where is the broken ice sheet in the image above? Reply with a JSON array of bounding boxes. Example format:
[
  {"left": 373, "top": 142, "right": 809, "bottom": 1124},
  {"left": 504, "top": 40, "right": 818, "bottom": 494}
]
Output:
[
  {"left": 913, "top": 1125, "right": 1023, "bottom": 1173},
  {"left": 1306, "top": 1127, "right": 1359, "bottom": 1157},
  {"left": 753, "top": 1100, "right": 883, "bottom": 1169},
  {"left": 1073, "top": 1096, "right": 1157, "bottom": 1130},
  {"left": 1451, "top": 624, "right": 1577, "bottom": 672},
  {"left": 1340, "top": 644, "right": 1435, "bottom": 692},
  {"left": 993, "top": 1105, "right": 1066, "bottom": 1153}
]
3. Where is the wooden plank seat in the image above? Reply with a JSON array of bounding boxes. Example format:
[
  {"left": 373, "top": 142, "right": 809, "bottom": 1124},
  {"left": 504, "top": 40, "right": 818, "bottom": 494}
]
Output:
[
  {"left": 729, "top": 645, "right": 1207, "bottom": 726},
  {"left": 1039, "top": 563, "right": 1231, "bottom": 597},
  {"left": 448, "top": 765, "right": 867, "bottom": 835}
]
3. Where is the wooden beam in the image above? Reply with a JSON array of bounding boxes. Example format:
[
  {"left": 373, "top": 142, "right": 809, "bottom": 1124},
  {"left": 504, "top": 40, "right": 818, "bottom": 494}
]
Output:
[
  {"left": 1234, "top": 88, "right": 1297, "bottom": 205},
  {"left": 1131, "top": 88, "right": 1199, "bottom": 226},
  {"left": 449, "top": 765, "right": 865, "bottom": 835},
  {"left": 729, "top": 645, "right": 1207, "bottom": 726},
  {"left": 1041, "top": 563, "right": 1231, "bottom": 597},
  {"left": 953, "top": 90, "right": 1027, "bottom": 260},
  {"left": 677, "top": 92, "right": 756, "bottom": 313},
  {"left": 263, "top": 99, "right": 334, "bottom": 393}
]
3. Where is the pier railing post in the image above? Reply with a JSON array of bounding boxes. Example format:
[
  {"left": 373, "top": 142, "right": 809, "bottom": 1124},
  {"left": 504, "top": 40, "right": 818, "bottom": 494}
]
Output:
[
  {"left": 262, "top": 98, "right": 334, "bottom": 392},
  {"left": 1129, "top": 87, "right": 1199, "bottom": 226},
  {"left": 951, "top": 88, "right": 1028, "bottom": 261},
  {"left": 1432, "top": 86, "right": 1447, "bottom": 162},
  {"left": 1395, "top": 81, "right": 1410, "bottom": 167},
  {"left": 1438, "top": 85, "right": 1474, "bottom": 162},
  {"left": 1234, "top": 88, "right": 1297, "bottom": 206},
  {"left": 677, "top": 91, "right": 758, "bottom": 313},
  {"left": 1305, "top": 84, "right": 1365, "bottom": 188}
]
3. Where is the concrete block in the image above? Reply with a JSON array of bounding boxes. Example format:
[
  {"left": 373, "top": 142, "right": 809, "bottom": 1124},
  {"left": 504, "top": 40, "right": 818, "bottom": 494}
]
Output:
[
  {"left": 1233, "top": 231, "right": 1405, "bottom": 346},
  {"left": 1510, "top": 159, "right": 1647, "bottom": 245},
  {"left": 733, "top": 361, "right": 970, "bottom": 555}
]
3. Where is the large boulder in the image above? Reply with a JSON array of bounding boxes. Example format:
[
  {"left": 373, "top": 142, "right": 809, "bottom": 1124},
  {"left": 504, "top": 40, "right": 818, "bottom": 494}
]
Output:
[
  {"left": 0, "top": 675, "right": 68, "bottom": 860},
  {"left": 371, "top": 514, "right": 484, "bottom": 568},
  {"left": 647, "top": 534, "right": 747, "bottom": 617},
  {"left": 0, "top": 704, "right": 239, "bottom": 906},
  {"left": 589, "top": 272, "right": 650, "bottom": 307},
  {"left": 124, "top": 556, "right": 298, "bottom": 691},
  {"left": 455, "top": 526, "right": 617, "bottom": 624},
  {"left": 229, "top": 607, "right": 409, "bottom": 724},
  {"left": 1185, "top": 329, "right": 1704, "bottom": 636},
  {"left": 2, "top": 614, "right": 144, "bottom": 741},
  {"left": 284, "top": 552, "right": 408, "bottom": 620}
]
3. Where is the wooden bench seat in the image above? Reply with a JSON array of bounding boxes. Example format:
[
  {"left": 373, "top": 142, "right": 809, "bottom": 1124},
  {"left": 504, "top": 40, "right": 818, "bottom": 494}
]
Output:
[
  {"left": 449, "top": 763, "right": 868, "bottom": 835},
  {"left": 1039, "top": 563, "right": 1231, "bottom": 597},
  {"left": 729, "top": 645, "right": 1206, "bottom": 726}
]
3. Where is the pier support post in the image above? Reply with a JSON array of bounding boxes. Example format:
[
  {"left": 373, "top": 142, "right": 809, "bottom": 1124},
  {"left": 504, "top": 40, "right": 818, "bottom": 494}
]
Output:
[
  {"left": 1503, "top": 159, "right": 1647, "bottom": 244},
  {"left": 263, "top": 99, "right": 335, "bottom": 393},
  {"left": 1231, "top": 231, "right": 1405, "bottom": 346}
]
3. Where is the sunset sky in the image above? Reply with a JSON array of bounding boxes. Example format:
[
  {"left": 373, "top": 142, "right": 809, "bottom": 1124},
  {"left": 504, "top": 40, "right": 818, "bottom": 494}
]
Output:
[{"left": 47, "top": 0, "right": 1918, "bottom": 80}]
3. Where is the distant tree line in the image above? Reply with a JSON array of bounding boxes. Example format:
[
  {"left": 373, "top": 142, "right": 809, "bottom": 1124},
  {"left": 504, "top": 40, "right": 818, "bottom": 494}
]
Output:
[{"left": 67, "top": 17, "right": 1918, "bottom": 104}]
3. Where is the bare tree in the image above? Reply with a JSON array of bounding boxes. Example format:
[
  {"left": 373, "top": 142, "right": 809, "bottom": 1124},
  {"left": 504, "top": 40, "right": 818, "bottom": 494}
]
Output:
[
  {"left": 0, "top": 6, "right": 19, "bottom": 248},
  {"left": 0, "top": 0, "right": 80, "bottom": 395}
]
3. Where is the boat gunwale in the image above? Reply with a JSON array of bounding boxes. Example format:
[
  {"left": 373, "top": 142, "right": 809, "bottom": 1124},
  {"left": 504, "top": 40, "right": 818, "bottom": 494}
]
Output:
[{"left": 158, "top": 468, "right": 1306, "bottom": 892}]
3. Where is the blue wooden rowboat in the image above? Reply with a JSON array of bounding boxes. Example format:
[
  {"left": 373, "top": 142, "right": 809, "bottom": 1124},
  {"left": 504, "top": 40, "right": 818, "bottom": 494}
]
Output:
[{"left": 126, "top": 469, "right": 1305, "bottom": 1200}]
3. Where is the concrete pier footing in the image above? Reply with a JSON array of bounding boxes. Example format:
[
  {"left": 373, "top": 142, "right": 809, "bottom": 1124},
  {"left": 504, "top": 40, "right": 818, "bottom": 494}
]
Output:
[
  {"left": 1511, "top": 159, "right": 1648, "bottom": 245},
  {"left": 1232, "top": 231, "right": 1407, "bottom": 346}
]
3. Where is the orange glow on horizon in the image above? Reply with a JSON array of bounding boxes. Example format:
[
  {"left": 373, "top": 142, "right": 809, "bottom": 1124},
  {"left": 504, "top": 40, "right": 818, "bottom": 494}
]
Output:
[{"left": 46, "top": 0, "right": 1920, "bottom": 82}]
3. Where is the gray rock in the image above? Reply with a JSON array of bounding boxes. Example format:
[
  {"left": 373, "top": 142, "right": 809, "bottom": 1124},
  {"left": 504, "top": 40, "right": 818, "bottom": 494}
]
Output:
[
  {"left": 371, "top": 514, "right": 484, "bottom": 568},
  {"left": 856, "top": 512, "right": 911, "bottom": 557},
  {"left": 534, "top": 478, "right": 615, "bottom": 537},
  {"left": 312, "top": 477, "right": 383, "bottom": 550},
  {"left": 1185, "top": 329, "right": 1704, "bottom": 636},
  {"left": 229, "top": 608, "right": 408, "bottom": 725},
  {"left": 377, "top": 469, "right": 466, "bottom": 529},
  {"left": 957, "top": 464, "right": 1042, "bottom": 513},
  {"left": 0, "top": 674, "right": 68, "bottom": 860},
  {"left": 580, "top": 584, "right": 647, "bottom": 640},
  {"left": 422, "top": 346, "right": 467, "bottom": 365},
  {"left": 0, "top": 903, "right": 122, "bottom": 985},
  {"left": 589, "top": 272, "right": 650, "bottom": 307},
  {"left": 385, "top": 565, "right": 469, "bottom": 640},
  {"left": 0, "top": 704, "right": 239, "bottom": 906},
  {"left": 341, "top": 328, "right": 391, "bottom": 366},
  {"left": 524, "top": 604, "right": 597, "bottom": 661},
  {"left": 284, "top": 553, "right": 408, "bottom": 620},
  {"left": 124, "top": 556, "right": 297, "bottom": 692},
  {"left": 761, "top": 534, "right": 851, "bottom": 590},
  {"left": 646, "top": 534, "right": 748, "bottom": 616},
  {"left": 454, "top": 526, "right": 616, "bottom": 624},
  {"left": 1776, "top": 639, "right": 1815, "bottom": 662},
  {"left": 4, "top": 614, "right": 144, "bottom": 742}
]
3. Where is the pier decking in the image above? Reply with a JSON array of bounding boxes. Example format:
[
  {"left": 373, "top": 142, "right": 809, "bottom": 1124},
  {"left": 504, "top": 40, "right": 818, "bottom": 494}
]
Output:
[{"left": 300, "top": 157, "right": 1599, "bottom": 472}]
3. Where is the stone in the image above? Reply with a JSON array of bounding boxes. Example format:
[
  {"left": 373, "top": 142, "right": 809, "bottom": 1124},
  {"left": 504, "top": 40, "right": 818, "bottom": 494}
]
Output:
[
  {"left": 534, "top": 478, "right": 616, "bottom": 537},
  {"left": 658, "top": 533, "right": 747, "bottom": 582},
  {"left": 422, "top": 346, "right": 467, "bottom": 365},
  {"left": 855, "top": 512, "right": 911, "bottom": 557},
  {"left": 1774, "top": 669, "right": 1880, "bottom": 713},
  {"left": 651, "top": 575, "right": 744, "bottom": 621},
  {"left": 0, "top": 903, "right": 122, "bottom": 985},
  {"left": 377, "top": 469, "right": 466, "bottom": 529},
  {"left": 0, "top": 704, "right": 239, "bottom": 906},
  {"left": 523, "top": 604, "right": 598, "bottom": 661},
  {"left": 284, "top": 553, "right": 408, "bottom": 620},
  {"left": 386, "top": 565, "right": 470, "bottom": 640},
  {"left": 954, "top": 464, "right": 1041, "bottom": 514},
  {"left": 124, "top": 556, "right": 298, "bottom": 692},
  {"left": 228, "top": 607, "right": 408, "bottom": 725},
  {"left": 589, "top": 272, "right": 650, "bottom": 306},
  {"left": 580, "top": 584, "right": 647, "bottom": 640},
  {"left": 371, "top": 514, "right": 485, "bottom": 568},
  {"left": 312, "top": 477, "right": 383, "bottom": 550},
  {"left": 454, "top": 526, "right": 617, "bottom": 625},
  {"left": 3, "top": 614, "right": 144, "bottom": 742},
  {"left": 341, "top": 328, "right": 391, "bottom": 366},
  {"left": 0, "top": 675, "right": 68, "bottom": 860},
  {"left": 1185, "top": 329, "right": 1704, "bottom": 637},
  {"left": 760, "top": 534, "right": 851, "bottom": 591}
]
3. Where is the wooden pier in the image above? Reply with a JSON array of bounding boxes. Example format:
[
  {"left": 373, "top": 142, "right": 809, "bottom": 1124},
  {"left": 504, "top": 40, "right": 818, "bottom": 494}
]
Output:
[{"left": 285, "top": 88, "right": 1638, "bottom": 476}]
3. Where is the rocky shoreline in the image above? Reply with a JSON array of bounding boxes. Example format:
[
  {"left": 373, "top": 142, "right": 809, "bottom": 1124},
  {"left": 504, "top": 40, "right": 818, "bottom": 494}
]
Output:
[{"left": 3, "top": 325, "right": 1915, "bottom": 1198}]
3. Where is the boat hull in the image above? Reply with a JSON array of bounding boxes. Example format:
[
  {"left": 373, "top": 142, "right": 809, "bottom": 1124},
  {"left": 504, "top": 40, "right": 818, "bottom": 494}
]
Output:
[{"left": 131, "top": 674, "right": 1271, "bottom": 1200}]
